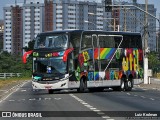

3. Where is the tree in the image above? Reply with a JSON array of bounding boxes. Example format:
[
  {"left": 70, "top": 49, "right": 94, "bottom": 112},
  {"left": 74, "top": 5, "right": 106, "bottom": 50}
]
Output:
[{"left": 23, "top": 40, "right": 35, "bottom": 52}]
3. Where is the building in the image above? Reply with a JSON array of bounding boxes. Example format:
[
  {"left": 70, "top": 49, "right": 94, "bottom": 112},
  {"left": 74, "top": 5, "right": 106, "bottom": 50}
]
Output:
[
  {"left": 3, "top": 0, "right": 157, "bottom": 55},
  {"left": 23, "top": 0, "right": 44, "bottom": 49},
  {"left": 0, "top": 20, "right": 4, "bottom": 51},
  {"left": 112, "top": 0, "right": 156, "bottom": 51},
  {"left": 3, "top": 4, "right": 23, "bottom": 55}
]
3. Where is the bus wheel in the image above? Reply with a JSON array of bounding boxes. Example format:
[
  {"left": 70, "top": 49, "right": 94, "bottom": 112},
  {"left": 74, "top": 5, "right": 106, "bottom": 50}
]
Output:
[
  {"left": 78, "top": 77, "right": 87, "bottom": 93},
  {"left": 48, "top": 89, "right": 54, "bottom": 94},
  {"left": 125, "top": 78, "right": 133, "bottom": 91},
  {"left": 112, "top": 79, "right": 125, "bottom": 91}
]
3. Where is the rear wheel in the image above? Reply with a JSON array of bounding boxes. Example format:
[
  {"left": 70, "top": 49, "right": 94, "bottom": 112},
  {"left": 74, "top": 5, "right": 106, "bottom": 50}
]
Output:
[
  {"left": 125, "top": 78, "right": 133, "bottom": 91},
  {"left": 112, "top": 78, "right": 125, "bottom": 91}
]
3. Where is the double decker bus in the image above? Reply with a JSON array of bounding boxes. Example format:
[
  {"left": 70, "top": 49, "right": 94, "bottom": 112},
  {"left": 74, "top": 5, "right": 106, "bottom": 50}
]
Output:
[{"left": 24, "top": 30, "right": 143, "bottom": 93}]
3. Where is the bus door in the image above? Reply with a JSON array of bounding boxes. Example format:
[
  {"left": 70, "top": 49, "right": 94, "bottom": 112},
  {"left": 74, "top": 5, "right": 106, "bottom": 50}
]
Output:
[{"left": 91, "top": 34, "right": 102, "bottom": 81}]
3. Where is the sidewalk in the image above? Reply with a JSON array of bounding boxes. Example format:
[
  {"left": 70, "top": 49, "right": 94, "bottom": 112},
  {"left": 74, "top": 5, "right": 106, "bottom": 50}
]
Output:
[{"left": 138, "top": 78, "right": 160, "bottom": 90}]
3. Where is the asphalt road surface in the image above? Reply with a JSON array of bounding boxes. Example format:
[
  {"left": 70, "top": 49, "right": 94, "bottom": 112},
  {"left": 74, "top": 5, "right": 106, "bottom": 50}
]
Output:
[{"left": 0, "top": 81, "right": 160, "bottom": 120}]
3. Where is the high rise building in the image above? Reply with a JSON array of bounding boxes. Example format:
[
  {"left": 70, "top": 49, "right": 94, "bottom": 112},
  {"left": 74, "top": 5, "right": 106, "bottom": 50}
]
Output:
[
  {"left": 3, "top": 4, "right": 23, "bottom": 55},
  {"left": 23, "top": 1, "right": 44, "bottom": 49},
  {"left": 3, "top": 0, "right": 157, "bottom": 55},
  {"left": 0, "top": 20, "right": 4, "bottom": 51},
  {"left": 112, "top": 0, "right": 156, "bottom": 51}
]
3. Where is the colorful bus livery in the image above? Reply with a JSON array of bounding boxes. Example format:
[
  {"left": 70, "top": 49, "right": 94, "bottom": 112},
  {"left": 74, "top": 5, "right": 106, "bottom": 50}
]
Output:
[
  {"left": 78, "top": 48, "right": 143, "bottom": 81},
  {"left": 26, "top": 30, "right": 143, "bottom": 93}
]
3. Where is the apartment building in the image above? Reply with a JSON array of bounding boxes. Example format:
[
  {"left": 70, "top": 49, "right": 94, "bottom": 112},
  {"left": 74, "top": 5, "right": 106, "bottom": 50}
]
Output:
[
  {"left": 3, "top": 0, "right": 157, "bottom": 55},
  {"left": 3, "top": 4, "right": 23, "bottom": 55},
  {"left": 0, "top": 20, "right": 4, "bottom": 51},
  {"left": 113, "top": 0, "right": 156, "bottom": 51}
]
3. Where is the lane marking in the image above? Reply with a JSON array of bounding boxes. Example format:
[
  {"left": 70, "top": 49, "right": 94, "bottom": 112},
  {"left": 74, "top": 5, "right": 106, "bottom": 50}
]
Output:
[
  {"left": 45, "top": 98, "right": 51, "bottom": 100},
  {"left": 29, "top": 98, "right": 36, "bottom": 101},
  {"left": 54, "top": 98, "right": 61, "bottom": 100},
  {"left": 81, "top": 102, "right": 88, "bottom": 105},
  {"left": 141, "top": 96, "right": 146, "bottom": 98},
  {"left": 84, "top": 105, "right": 93, "bottom": 108},
  {"left": 93, "top": 109, "right": 101, "bottom": 112},
  {"left": 89, "top": 107, "right": 97, "bottom": 110},
  {"left": 0, "top": 81, "right": 29, "bottom": 103},
  {"left": 127, "top": 93, "right": 131, "bottom": 95},
  {"left": 69, "top": 94, "right": 114, "bottom": 120},
  {"left": 9, "top": 100, "right": 15, "bottom": 102},
  {"left": 21, "top": 90, "right": 27, "bottom": 92},
  {"left": 102, "top": 116, "right": 110, "bottom": 119},
  {"left": 150, "top": 98, "right": 155, "bottom": 101}
]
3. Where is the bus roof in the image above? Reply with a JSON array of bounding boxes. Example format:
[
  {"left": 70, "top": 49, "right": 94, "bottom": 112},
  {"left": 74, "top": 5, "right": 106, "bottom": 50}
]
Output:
[{"left": 38, "top": 30, "right": 141, "bottom": 36}]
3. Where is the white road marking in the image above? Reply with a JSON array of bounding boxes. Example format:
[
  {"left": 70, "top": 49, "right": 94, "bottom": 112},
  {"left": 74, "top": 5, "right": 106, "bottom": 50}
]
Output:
[
  {"left": 93, "top": 109, "right": 101, "bottom": 112},
  {"left": 150, "top": 98, "right": 155, "bottom": 101},
  {"left": 141, "top": 96, "right": 146, "bottom": 98},
  {"left": 127, "top": 93, "right": 131, "bottom": 95},
  {"left": 134, "top": 95, "right": 138, "bottom": 97},
  {"left": 54, "top": 98, "right": 61, "bottom": 100},
  {"left": 9, "top": 100, "right": 15, "bottom": 102},
  {"left": 69, "top": 94, "right": 114, "bottom": 120},
  {"left": 38, "top": 98, "right": 42, "bottom": 101},
  {"left": 45, "top": 98, "right": 51, "bottom": 100},
  {"left": 0, "top": 81, "right": 29, "bottom": 103},
  {"left": 21, "top": 90, "right": 27, "bottom": 92},
  {"left": 84, "top": 104, "right": 93, "bottom": 108},
  {"left": 89, "top": 107, "right": 97, "bottom": 110},
  {"left": 29, "top": 98, "right": 36, "bottom": 101},
  {"left": 81, "top": 102, "right": 88, "bottom": 105},
  {"left": 102, "top": 116, "right": 110, "bottom": 119}
]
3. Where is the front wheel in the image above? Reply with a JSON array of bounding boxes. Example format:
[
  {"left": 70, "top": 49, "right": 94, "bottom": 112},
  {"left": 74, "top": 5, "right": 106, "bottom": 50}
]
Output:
[
  {"left": 48, "top": 89, "right": 54, "bottom": 94},
  {"left": 77, "top": 77, "right": 87, "bottom": 93}
]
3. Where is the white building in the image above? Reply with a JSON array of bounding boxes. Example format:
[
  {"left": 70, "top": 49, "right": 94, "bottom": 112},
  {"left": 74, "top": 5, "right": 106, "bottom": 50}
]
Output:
[{"left": 3, "top": 0, "right": 157, "bottom": 55}]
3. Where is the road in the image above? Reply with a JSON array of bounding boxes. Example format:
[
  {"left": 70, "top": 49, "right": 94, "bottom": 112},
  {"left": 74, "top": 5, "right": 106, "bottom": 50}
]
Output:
[{"left": 0, "top": 81, "right": 160, "bottom": 120}]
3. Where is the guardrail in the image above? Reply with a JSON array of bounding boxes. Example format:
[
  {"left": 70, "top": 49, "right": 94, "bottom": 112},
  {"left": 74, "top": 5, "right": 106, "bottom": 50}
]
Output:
[{"left": 0, "top": 73, "right": 22, "bottom": 79}]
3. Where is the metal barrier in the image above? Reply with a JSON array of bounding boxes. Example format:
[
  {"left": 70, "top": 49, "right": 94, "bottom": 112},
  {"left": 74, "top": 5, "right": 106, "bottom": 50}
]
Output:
[{"left": 0, "top": 73, "right": 22, "bottom": 79}]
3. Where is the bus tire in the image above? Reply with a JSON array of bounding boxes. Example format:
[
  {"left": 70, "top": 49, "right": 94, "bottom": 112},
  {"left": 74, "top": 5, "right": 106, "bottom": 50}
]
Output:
[
  {"left": 78, "top": 77, "right": 87, "bottom": 93},
  {"left": 48, "top": 89, "right": 54, "bottom": 94},
  {"left": 112, "top": 79, "right": 125, "bottom": 91},
  {"left": 120, "top": 78, "right": 125, "bottom": 91},
  {"left": 125, "top": 78, "right": 133, "bottom": 91}
]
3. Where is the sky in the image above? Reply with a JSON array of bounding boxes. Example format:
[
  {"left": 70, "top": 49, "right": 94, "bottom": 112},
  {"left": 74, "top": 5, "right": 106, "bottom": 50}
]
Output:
[{"left": 0, "top": 0, "right": 160, "bottom": 20}]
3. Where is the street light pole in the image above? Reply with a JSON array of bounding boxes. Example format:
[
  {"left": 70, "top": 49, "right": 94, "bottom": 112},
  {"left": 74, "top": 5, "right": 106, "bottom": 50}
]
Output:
[
  {"left": 88, "top": 12, "right": 116, "bottom": 31},
  {"left": 144, "top": 0, "right": 148, "bottom": 84}
]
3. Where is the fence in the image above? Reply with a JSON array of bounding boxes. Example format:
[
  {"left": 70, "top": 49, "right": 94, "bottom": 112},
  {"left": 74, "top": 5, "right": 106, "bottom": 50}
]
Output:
[{"left": 0, "top": 73, "right": 22, "bottom": 79}]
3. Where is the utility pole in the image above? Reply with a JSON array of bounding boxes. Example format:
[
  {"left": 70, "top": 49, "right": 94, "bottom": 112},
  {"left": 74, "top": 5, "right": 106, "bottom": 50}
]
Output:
[
  {"left": 124, "top": 7, "right": 127, "bottom": 31},
  {"left": 144, "top": 0, "right": 148, "bottom": 84}
]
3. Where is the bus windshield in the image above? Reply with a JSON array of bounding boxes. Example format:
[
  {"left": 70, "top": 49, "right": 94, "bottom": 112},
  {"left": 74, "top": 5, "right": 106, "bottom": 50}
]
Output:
[
  {"left": 33, "top": 57, "right": 67, "bottom": 75},
  {"left": 34, "top": 34, "right": 68, "bottom": 49}
]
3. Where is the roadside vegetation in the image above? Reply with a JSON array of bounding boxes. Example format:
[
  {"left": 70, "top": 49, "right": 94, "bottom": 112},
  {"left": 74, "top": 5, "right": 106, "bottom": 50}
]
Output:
[{"left": 0, "top": 41, "right": 34, "bottom": 88}]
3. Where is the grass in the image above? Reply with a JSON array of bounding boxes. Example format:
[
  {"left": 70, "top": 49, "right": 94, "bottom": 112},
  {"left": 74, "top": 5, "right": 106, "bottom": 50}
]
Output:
[{"left": 0, "top": 77, "right": 31, "bottom": 89}]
